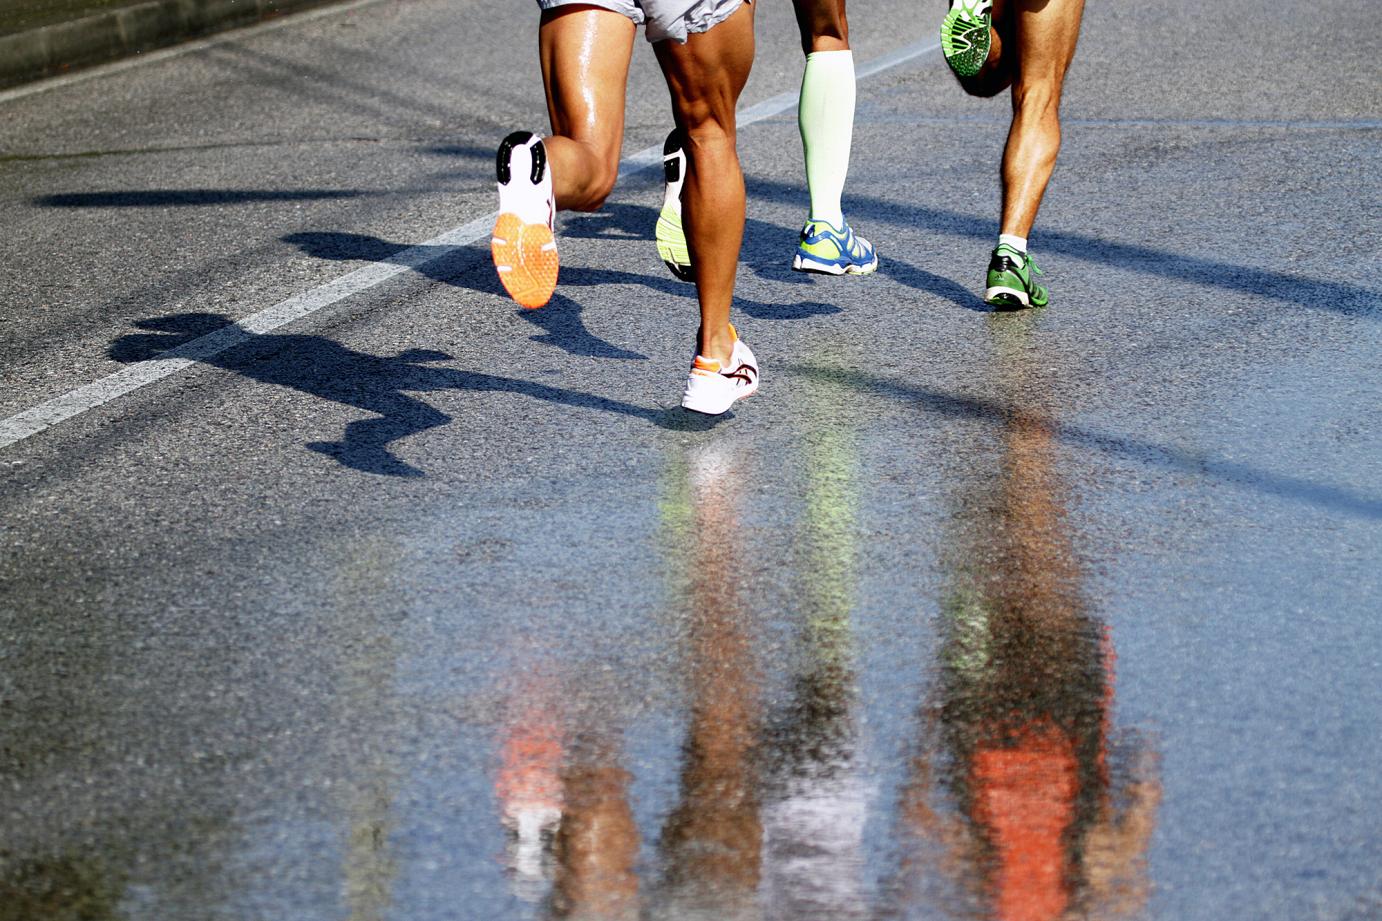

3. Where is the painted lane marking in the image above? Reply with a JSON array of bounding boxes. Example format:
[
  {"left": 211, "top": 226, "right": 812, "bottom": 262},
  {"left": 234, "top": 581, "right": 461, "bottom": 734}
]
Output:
[{"left": 0, "top": 38, "right": 941, "bottom": 451}]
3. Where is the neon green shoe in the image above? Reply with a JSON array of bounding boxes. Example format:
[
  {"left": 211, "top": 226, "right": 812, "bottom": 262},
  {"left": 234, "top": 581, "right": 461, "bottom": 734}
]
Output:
[
  {"left": 656, "top": 130, "right": 693, "bottom": 282},
  {"left": 940, "top": 0, "right": 993, "bottom": 79},
  {"left": 984, "top": 244, "right": 1049, "bottom": 309}
]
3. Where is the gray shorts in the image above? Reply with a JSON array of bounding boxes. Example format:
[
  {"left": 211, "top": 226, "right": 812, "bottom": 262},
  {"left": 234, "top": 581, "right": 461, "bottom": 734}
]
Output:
[{"left": 536, "top": 0, "right": 747, "bottom": 44}]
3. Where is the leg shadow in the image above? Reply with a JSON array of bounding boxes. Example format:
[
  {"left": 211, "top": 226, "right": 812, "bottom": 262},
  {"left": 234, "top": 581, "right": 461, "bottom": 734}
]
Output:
[{"left": 109, "top": 314, "right": 679, "bottom": 477}]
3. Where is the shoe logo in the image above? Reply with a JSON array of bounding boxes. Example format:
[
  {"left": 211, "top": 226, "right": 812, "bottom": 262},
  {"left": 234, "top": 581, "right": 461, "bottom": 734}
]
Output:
[{"left": 723, "top": 362, "right": 757, "bottom": 385}]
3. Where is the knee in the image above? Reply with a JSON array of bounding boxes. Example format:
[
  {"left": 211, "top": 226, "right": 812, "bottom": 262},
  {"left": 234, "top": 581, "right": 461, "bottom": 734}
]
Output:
[
  {"left": 804, "top": 16, "right": 847, "bottom": 53},
  {"left": 1013, "top": 79, "right": 1063, "bottom": 117},
  {"left": 576, "top": 170, "right": 618, "bottom": 211},
  {"left": 682, "top": 121, "right": 737, "bottom": 163},
  {"left": 567, "top": 153, "right": 619, "bottom": 212},
  {"left": 795, "top": 0, "right": 847, "bottom": 52}
]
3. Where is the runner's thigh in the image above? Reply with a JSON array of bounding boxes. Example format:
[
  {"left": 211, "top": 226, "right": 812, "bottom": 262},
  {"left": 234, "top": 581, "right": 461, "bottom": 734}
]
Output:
[
  {"left": 1014, "top": 0, "right": 1085, "bottom": 86},
  {"left": 538, "top": 2, "right": 636, "bottom": 148}
]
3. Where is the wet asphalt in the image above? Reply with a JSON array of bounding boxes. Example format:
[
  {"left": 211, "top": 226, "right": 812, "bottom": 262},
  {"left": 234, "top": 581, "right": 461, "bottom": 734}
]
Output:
[{"left": 1, "top": 0, "right": 1380, "bottom": 919}]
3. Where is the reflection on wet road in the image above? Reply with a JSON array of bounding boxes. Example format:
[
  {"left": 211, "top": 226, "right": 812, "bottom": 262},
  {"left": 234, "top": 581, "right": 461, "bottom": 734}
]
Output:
[
  {"left": 3, "top": 0, "right": 1378, "bottom": 915},
  {"left": 890, "top": 314, "right": 1160, "bottom": 920},
  {"left": 477, "top": 317, "right": 1165, "bottom": 920}
]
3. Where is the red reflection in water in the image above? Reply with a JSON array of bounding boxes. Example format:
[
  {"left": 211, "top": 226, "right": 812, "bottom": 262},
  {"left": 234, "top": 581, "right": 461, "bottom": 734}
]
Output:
[{"left": 974, "top": 721, "right": 1079, "bottom": 921}]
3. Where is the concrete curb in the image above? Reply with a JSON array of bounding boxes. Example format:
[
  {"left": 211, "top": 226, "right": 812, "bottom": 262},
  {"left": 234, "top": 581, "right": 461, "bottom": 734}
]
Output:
[{"left": 0, "top": 0, "right": 345, "bottom": 89}]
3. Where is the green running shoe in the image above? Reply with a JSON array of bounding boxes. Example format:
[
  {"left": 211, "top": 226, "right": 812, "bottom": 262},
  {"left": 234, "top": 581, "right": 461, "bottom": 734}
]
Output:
[
  {"left": 940, "top": 0, "right": 993, "bottom": 79},
  {"left": 985, "top": 243, "right": 1049, "bottom": 309},
  {"left": 656, "top": 130, "right": 693, "bottom": 282}
]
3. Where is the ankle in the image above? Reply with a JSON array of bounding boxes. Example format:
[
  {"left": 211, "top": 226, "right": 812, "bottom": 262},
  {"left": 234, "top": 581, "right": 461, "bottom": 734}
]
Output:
[
  {"left": 698, "top": 325, "right": 736, "bottom": 364},
  {"left": 998, "top": 233, "right": 1028, "bottom": 253}
]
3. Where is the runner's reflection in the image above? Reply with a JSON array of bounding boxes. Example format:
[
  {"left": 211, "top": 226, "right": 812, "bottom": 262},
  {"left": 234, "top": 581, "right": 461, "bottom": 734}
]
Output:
[
  {"left": 495, "top": 668, "right": 642, "bottom": 920},
  {"left": 760, "top": 406, "right": 868, "bottom": 920},
  {"left": 653, "top": 442, "right": 764, "bottom": 921},
  {"left": 896, "top": 314, "right": 1160, "bottom": 920},
  {"left": 490, "top": 428, "right": 874, "bottom": 919},
  {"left": 550, "top": 729, "right": 641, "bottom": 920},
  {"left": 496, "top": 672, "right": 565, "bottom": 906}
]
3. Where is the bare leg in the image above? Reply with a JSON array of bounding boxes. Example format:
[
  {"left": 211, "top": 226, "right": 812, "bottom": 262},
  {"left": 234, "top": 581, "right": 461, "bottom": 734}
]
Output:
[
  {"left": 654, "top": 2, "right": 755, "bottom": 364},
  {"left": 792, "top": 0, "right": 848, "bottom": 54},
  {"left": 537, "top": 7, "right": 635, "bottom": 212},
  {"left": 998, "top": 0, "right": 1085, "bottom": 237}
]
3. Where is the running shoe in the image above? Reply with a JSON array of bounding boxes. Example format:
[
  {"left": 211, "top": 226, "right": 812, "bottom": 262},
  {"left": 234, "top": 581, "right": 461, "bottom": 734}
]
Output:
[
  {"left": 792, "top": 219, "right": 879, "bottom": 276},
  {"left": 681, "top": 328, "right": 759, "bottom": 415},
  {"left": 656, "top": 130, "right": 694, "bottom": 282},
  {"left": 492, "top": 130, "right": 558, "bottom": 309},
  {"left": 984, "top": 243, "right": 1049, "bottom": 309},
  {"left": 940, "top": 0, "right": 993, "bottom": 79}
]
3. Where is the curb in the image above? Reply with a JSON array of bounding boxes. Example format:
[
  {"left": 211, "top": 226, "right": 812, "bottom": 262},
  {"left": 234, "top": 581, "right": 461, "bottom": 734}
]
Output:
[{"left": 0, "top": 0, "right": 345, "bottom": 89}]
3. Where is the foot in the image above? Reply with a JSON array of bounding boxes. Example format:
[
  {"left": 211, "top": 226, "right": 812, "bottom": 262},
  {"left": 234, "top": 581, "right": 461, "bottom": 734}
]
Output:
[
  {"left": 492, "top": 131, "right": 558, "bottom": 309},
  {"left": 681, "top": 329, "right": 759, "bottom": 416},
  {"left": 985, "top": 243, "right": 1049, "bottom": 309},
  {"left": 940, "top": 0, "right": 993, "bottom": 79},
  {"left": 792, "top": 218, "right": 878, "bottom": 276},
  {"left": 656, "top": 130, "right": 694, "bottom": 282}
]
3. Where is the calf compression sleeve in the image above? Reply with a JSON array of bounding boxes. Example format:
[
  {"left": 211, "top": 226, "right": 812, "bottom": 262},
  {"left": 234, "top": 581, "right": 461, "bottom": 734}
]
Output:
[{"left": 798, "top": 50, "right": 856, "bottom": 228}]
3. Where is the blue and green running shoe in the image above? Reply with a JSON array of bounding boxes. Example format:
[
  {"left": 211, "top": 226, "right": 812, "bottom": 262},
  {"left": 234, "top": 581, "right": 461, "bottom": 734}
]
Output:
[
  {"left": 792, "top": 219, "right": 879, "bottom": 276},
  {"left": 940, "top": 0, "right": 993, "bottom": 79},
  {"left": 656, "top": 130, "right": 694, "bottom": 282},
  {"left": 985, "top": 243, "right": 1048, "bottom": 309}
]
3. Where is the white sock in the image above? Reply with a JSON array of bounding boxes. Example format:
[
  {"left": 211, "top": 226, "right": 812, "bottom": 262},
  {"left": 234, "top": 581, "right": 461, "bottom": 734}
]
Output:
[
  {"left": 998, "top": 233, "right": 1028, "bottom": 253},
  {"left": 799, "top": 50, "right": 855, "bottom": 229}
]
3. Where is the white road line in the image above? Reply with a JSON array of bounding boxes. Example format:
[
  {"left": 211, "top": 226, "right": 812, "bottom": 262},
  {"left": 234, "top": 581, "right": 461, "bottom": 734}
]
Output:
[{"left": 0, "top": 37, "right": 941, "bottom": 452}]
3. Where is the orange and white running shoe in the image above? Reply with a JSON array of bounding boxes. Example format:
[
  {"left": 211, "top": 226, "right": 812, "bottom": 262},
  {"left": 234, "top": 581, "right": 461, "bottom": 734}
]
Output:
[
  {"left": 681, "top": 326, "right": 759, "bottom": 415},
  {"left": 492, "top": 131, "right": 558, "bottom": 309}
]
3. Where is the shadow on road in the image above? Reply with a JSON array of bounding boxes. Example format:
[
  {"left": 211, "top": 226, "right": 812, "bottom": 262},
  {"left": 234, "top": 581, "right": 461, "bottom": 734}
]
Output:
[
  {"left": 283, "top": 216, "right": 839, "bottom": 337},
  {"left": 108, "top": 314, "right": 717, "bottom": 478},
  {"left": 792, "top": 362, "right": 1382, "bottom": 520},
  {"left": 563, "top": 202, "right": 987, "bottom": 312},
  {"left": 745, "top": 176, "right": 1380, "bottom": 318}
]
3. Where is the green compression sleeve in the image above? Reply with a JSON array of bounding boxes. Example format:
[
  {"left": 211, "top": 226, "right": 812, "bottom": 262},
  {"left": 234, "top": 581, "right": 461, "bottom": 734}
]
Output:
[{"left": 798, "top": 50, "right": 856, "bottom": 228}]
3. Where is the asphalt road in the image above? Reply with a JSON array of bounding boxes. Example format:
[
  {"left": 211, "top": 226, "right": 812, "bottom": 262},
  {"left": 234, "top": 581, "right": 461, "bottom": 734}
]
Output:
[{"left": 1, "top": 1, "right": 1380, "bottom": 919}]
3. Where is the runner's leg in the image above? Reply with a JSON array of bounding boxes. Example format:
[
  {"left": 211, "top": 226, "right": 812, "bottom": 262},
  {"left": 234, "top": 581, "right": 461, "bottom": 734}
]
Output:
[
  {"left": 792, "top": 0, "right": 846, "bottom": 55},
  {"left": 794, "top": 0, "right": 850, "bottom": 226},
  {"left": 998, "top": 0, "right": 1085, "bottom": 237},
  {"left": 538, "top": 6, "right": 636, "bottom": 211},
  {"left": 790, "top": 0, "right": 876, "bottom": 274},
  {"left": 654, "top": 2, "right": 755, "bottom": 365},
  {"left": 492, "top": 6, "right": 634, "bottom": 308}
]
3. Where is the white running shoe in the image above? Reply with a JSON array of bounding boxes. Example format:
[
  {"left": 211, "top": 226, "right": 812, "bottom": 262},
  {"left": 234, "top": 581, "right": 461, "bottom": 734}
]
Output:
[
  {"left": 681, "top": 329, "right": 759, "bottom": 415},
  {"left": 492, "top": 131, "right": 558, "bottom": 309}
]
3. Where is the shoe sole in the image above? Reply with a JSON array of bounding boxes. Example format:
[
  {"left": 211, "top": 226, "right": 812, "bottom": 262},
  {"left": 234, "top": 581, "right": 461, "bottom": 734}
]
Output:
[
  {"left": 984, "top": 284, "right": 1048, "bottom": 309},
  {"left": 940, "top": 10, "right": 991, "bottom": 78},
  {"left": 658, "top": 131, "right": 695, "bottom": 282},
  {"left": 493, "top": 131, "right": 557, "bottom": 309},
  {"left": 492, "top": 213, "right": 558, "bottom": 309},
  {"left": 656, "top": 209, "right": 694, "bottom": 282},
  {"left": 792, "top": 252, "right": 880, "bottom": 276}
]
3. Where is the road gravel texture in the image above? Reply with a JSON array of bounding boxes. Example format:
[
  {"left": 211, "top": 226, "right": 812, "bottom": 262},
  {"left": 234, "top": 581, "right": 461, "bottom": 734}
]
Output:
[{"left": 0, "top": 0, "right": 1379, "bottom": 919}]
